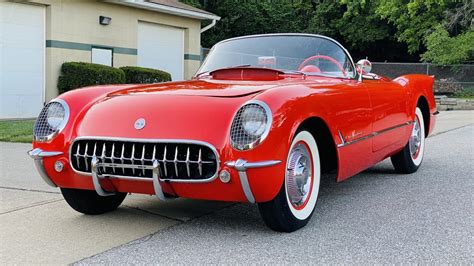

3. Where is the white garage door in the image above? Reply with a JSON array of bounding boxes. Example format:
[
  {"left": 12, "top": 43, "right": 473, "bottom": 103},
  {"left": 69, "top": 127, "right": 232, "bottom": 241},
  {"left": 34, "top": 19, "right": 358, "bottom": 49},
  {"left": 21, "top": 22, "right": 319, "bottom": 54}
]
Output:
[
  {"left": 0, "top": 2, "right": 45, "bottom": 119},
  {"left": 138, "top": 22, "right": 184, "bottom": 81}
]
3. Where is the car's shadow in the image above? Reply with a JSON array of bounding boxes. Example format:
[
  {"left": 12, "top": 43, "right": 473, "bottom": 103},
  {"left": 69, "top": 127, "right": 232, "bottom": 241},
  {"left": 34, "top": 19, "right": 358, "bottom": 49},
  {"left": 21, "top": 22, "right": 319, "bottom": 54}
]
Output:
[{"left": 126, "top": 159, "right": 407, "bottom": 235}]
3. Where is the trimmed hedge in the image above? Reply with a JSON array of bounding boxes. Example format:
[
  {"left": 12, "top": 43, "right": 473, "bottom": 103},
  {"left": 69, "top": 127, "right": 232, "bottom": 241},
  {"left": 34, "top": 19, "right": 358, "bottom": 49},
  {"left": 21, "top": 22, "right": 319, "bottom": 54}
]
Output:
[
  {"left": 58, "top": 62, "right": 126, "bottom": 93},
  {"left": 120, "top": 66, "right": 172, "bottom": 84}
]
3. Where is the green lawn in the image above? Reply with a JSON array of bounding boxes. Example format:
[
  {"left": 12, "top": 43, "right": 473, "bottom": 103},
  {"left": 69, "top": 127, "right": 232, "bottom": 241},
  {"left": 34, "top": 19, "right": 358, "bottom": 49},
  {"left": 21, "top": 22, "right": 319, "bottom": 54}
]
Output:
[{"left": 0, "top": 119, "right": 35, "bottom": 143}]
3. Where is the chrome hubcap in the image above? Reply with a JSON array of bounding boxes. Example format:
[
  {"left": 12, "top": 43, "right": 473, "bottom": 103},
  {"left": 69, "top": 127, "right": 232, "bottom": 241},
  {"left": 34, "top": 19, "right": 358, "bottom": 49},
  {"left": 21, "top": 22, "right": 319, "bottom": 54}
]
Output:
[
  {"left": 409, "top": 117, "right": 422, "bottom": 159},
  {"left": 286, "top": 142, "right": 312, "bottom": 207}
]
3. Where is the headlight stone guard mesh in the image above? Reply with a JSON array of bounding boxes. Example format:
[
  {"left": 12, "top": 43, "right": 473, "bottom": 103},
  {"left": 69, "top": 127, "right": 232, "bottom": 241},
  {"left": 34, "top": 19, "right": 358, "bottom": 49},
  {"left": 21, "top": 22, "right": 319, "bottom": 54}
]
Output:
[
  {"left": 230, "top": 102, "right": 270, "bottom": 150},
  {"left": 33, "top": 101, "right": 67, "bottom": 141}
]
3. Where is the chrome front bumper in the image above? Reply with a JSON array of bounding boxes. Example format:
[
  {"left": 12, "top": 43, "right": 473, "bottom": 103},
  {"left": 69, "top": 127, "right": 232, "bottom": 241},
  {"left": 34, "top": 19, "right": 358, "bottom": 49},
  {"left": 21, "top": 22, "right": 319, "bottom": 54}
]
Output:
[
  {"left": 28, "top": 148, "right": 62, "bottom": 187},
  {"left": 28, "top": 147, "right": 282, "bottom": 203}
]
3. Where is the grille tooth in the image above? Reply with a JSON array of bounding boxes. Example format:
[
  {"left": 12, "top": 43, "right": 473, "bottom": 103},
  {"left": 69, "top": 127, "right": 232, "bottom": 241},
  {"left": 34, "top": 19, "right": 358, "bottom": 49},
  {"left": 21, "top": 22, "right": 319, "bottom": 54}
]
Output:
[
  {"left": 131, "top": 144, "right": 136, "bottom": 175},
  {"left": 163, "top": 145, "right": 168, "bottom": 177},
  {"left": 84, "top": 143, "right": 89, "bottom": 171},
  {"left": 101, "top": 143, "right": 106, "bottom": 173},
  {"left": 141, "top": 144, "right": 146, "bottom": 176},
  {"left": 111, "top": 143, "right": 116, "bottom": 173},
  {"left": 76, "top": 143, "right": 81, "bottom": 169},
  {"left": 186, "top": 147, "right": 191, "bottom": 177},
  {"left": 71, "top": 139, "right": 218, "bottom": 181},
  {"left": 197, "top": 148, "right": 202, "bottom": 176}
]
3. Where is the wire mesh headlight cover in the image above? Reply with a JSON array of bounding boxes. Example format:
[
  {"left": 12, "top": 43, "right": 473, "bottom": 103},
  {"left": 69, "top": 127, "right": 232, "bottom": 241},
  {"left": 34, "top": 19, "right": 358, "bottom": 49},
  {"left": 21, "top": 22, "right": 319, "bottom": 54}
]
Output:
[
  {"left": 34, "top": 99, "right": 70, "bottom": 142},
  {"left": 230, "top": 100, "right": 272, "bottom": 150}
]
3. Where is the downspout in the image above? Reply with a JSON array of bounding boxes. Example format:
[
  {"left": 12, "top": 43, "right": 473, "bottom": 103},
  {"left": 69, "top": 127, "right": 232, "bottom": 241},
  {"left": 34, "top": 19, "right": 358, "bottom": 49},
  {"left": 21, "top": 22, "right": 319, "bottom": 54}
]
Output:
[{"left": 200, "top": 19, "right": 217, "bottom": 33}]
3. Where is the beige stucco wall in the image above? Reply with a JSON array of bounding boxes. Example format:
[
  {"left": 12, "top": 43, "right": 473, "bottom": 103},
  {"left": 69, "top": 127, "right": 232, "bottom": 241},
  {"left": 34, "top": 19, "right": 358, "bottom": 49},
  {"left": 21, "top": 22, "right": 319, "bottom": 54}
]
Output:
[{"left": 28, "top": 0, "right": 202, "bottom": 101}]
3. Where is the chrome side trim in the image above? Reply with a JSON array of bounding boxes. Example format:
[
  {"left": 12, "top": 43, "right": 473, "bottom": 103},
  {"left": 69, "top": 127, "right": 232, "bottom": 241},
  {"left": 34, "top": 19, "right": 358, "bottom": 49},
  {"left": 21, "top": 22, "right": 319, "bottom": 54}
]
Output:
[
  {"left": 225, "top": 159, "right": 281, "bottom": 203},
  {"left": 337, "top": 121, "right": 414, "bottom": 148},
  {"left": 27, "top": 148, "right": 62, "bottom": 187},
  {"left": 338, "top": 130, "right": 346, "bottom": 146},
  {"left": 69, "top": 137, "right": 220, "bottom": 183}
]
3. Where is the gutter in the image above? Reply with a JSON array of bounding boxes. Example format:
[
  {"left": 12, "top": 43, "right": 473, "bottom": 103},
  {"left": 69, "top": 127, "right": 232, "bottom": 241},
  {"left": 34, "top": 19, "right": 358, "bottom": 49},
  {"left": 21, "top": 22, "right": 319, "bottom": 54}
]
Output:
[
  {"left": 201, "top": 19, "right": 217, "bottom": 33},
  {"left": 109, "top": 0, "right": 221, "bottom": 21}
]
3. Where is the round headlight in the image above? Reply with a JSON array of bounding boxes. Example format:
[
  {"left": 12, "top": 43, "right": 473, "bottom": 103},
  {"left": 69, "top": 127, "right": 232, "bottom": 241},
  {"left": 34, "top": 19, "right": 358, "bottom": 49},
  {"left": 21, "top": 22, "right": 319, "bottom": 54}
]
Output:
[
  {"left": 34, "top": 99, "right": 69, "bottom": 141},
  {"left": 230, "top": 100, "right": 272, "bottom": 150},
  {"left": 46, "top": 103, "right": 66, "bottom": 130},
  {"left": 241, "top": 105, "right": 267, "bottom": 137}
]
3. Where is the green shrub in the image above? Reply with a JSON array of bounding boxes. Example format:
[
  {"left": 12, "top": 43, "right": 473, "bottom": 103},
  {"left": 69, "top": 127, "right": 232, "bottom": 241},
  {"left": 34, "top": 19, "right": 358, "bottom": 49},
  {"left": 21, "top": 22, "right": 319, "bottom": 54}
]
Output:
[
  {"left": 120, "top": 66, "right": 172, "bottom": 84},
  {"left": 57, "top": 62, "right": 126, "bottom": 93}
]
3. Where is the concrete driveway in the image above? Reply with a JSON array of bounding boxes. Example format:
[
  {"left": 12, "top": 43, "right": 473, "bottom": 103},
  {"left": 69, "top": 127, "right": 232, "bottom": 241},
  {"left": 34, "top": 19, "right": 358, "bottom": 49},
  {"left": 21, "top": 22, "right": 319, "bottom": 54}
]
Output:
[{"left": 1, "top": 111, "right": 473, "bottom": 264}]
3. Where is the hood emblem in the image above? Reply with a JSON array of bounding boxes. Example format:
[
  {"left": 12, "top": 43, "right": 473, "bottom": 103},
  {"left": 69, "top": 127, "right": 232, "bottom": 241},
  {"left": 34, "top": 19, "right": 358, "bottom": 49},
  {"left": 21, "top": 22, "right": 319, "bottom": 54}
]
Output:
[{"left": 134, "top": 118, "right": 146, "bottom": 130}]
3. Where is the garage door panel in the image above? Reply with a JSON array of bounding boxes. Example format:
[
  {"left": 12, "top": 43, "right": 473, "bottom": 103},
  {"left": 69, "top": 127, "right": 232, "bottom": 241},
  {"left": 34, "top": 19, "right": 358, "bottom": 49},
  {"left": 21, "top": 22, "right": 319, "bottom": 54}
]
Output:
[
  {"left": 2, "top": 73, "right": 44, "bottom": 94},
  {"left": 1, "top": 94, "right": 43, "bottom": 118},
  {"left": 1, "top": 23, "right": 44, "bottom": 46},
  {"left": 138, "top": 22, "right": 184, "bottom": 81},
  {"left": 2, "top": 47, "right": 43, "bottom": 72},
  {"left": 0, "top": 3, "right": 44, "bottom": 24},
  {"left": 0, "top": 2, "right": 45, "bottom": 119}
]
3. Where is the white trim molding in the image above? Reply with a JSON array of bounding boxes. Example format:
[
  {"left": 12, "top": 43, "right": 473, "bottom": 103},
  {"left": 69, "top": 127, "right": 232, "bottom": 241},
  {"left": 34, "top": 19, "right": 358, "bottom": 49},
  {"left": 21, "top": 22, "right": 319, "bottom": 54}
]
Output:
[{"left": 108, "top": 0, "right": 221, "bottom": 21}]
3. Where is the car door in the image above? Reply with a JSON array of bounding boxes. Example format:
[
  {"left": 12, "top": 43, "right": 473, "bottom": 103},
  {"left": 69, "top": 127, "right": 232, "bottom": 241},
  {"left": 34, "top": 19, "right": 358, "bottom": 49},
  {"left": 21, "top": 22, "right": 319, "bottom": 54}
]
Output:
[
  {"left": 364, "top": 78, "right": 410, "bottom": 152},
  {"left": 327, "top": 79, "right": 375, "bottom": 182}
]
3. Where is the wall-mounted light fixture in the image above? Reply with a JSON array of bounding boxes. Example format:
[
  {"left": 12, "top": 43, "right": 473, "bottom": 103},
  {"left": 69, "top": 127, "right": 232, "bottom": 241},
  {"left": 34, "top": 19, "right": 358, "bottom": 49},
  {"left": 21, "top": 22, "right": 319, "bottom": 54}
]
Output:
[{"left": 99, "top": 16, "right": 112, "bottom": 25}]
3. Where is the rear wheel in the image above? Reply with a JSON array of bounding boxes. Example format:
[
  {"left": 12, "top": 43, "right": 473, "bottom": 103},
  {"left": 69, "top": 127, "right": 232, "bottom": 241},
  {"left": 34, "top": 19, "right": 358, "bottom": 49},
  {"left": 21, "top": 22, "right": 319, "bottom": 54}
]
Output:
[
  {"left": 258, "top": 130, "right": 321, "bottom": 232},
  {"left": 61, "top": 188, "right": 127, "bottom": 215},
  {"left": 391, "top": 107, "right": 426, "bottom": 174}
]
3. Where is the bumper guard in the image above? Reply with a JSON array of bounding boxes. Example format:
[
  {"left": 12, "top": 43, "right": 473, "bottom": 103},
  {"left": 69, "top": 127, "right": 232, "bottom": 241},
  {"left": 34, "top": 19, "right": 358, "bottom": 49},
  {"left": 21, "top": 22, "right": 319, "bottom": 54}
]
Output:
[
  {"left": 225, "top": 159, "right": 281, "bottom": 203},
  {"left": 28, "top": 148, "right": 62, "bottom": 187}
]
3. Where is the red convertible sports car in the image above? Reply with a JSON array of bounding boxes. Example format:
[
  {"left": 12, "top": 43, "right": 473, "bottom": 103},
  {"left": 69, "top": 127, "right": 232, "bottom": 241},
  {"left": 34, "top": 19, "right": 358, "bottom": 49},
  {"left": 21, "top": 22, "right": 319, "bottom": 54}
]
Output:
[{"left": 29, "top": 34, "right": 436, "bottom": 232}]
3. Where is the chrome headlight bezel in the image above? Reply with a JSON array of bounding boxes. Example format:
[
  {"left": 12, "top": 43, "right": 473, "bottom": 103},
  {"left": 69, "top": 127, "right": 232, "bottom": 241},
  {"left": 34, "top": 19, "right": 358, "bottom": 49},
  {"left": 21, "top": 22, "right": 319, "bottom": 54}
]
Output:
[
  {"left": 33, "top": 99, "right": 70, "bottom": 142},
  {"left": 230, "top": 100, "right": 272, "bottom": 151}
]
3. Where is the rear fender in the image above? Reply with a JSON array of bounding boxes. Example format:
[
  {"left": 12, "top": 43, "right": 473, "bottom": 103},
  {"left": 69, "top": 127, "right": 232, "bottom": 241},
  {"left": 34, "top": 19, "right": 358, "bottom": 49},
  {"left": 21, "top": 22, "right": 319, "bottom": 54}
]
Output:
[{"left": 393, "top": 74, "right": 436, "bottom": 135}]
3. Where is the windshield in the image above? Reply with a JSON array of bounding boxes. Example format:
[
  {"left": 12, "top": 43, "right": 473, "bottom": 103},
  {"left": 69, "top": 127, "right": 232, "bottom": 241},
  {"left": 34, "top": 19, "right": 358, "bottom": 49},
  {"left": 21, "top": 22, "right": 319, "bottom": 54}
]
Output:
[{"left": 198, "top": 35, "right": 356, "bottom": 79}]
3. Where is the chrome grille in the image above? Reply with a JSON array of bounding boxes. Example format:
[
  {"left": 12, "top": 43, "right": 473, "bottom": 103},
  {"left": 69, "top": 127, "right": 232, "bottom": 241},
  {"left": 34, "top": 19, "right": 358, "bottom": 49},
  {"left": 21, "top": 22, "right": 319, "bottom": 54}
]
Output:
[
  {"left": 230, "top": 103, "right": 268, "bottom": 148},
  {"left": 70, "top": 138, "right": 219, "bottom": 181}
]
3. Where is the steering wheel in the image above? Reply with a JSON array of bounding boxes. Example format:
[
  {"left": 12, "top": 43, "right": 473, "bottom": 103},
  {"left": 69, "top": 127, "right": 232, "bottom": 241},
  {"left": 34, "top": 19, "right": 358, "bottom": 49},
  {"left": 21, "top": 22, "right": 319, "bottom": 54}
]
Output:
[{"left": 298, "top": 55, "right": 347, "bottom": 78}]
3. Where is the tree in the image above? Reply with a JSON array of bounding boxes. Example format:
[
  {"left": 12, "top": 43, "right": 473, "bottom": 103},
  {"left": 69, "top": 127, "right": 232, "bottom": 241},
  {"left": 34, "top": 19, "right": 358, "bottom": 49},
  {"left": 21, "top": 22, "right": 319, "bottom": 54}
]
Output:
[
  {"left": 421, "top": 25, "right": 474, "bottom": 64},
  {"left": 374, "top": 0, "right": 448, "bottom": 54},
  {"left": 181, "top": 0, "right": 472, "bottom": 63}
]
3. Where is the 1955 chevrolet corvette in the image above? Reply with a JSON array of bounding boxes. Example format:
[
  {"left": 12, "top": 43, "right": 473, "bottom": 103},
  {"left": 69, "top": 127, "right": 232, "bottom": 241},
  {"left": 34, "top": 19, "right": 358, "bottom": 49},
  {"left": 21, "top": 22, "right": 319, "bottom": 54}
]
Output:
[{"left": 29, "top": 34, "right": 436, "bottom": 232}]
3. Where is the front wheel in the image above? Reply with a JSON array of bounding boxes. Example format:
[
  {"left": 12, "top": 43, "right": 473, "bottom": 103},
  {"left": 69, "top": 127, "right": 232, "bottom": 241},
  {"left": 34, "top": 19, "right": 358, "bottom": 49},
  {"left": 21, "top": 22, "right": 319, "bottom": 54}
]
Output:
[
  {"left": 258, "top": 130, "right": 321, "bottom": 232},
  {"left": 61, "top": 188, "right": 127, "bottom": 215},
  {"left": 391, "top": 107, "right": 426, "bottom": 174}
]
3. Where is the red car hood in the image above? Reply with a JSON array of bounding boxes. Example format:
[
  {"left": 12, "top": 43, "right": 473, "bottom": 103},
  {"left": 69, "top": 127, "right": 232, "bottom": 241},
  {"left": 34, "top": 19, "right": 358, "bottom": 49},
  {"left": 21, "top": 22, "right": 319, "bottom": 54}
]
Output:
[
  {"left": 76, "top": 90, "right": 254, "bottom": 148},
  {"left": 74, "top": 77, "right": 341, "bottom": 145},
  {"left": 108, "top": 79, "right": 281, "bottom": 98}
]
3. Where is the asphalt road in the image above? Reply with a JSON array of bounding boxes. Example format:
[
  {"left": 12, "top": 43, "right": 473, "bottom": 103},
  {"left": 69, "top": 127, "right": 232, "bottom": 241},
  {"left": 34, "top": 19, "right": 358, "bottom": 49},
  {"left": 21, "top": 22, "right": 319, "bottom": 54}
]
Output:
[{"left": 77, "top": 124, "right": 474, "bottom": 264}]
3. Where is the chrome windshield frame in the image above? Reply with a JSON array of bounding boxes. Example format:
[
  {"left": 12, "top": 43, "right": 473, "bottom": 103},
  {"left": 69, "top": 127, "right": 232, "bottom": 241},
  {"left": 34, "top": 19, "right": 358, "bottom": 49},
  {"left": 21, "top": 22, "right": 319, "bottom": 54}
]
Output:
[{"left": 196, "top": 33, "right": 357, "bottom": 79}]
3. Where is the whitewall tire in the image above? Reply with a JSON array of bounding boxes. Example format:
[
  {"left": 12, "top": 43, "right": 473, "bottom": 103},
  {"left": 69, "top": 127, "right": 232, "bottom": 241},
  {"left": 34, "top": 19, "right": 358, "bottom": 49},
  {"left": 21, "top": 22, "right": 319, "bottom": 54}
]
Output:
[
  {"left": 258, "top": 130, "right": 321, "bottom": 232},
  {"left": 391, "top": 107, "right": 426, "bottom": 173}
]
